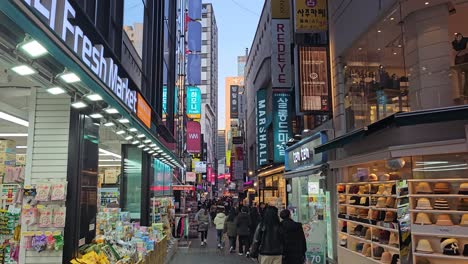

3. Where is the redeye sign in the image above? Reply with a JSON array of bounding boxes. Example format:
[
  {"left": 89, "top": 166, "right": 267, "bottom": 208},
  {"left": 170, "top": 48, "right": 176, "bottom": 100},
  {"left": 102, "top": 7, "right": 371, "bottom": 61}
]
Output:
[
  {"left": 23, "top": 0, "right": 138, "bottom": 113},
  {"left": 186, "top": 86, "right": 201, "bottom": 119},
  {"left": 256, "top": 89, "right": 267, "bottom": 167},
  {"left": 285, "top": 132, "right": 328, "bottom": 171}
]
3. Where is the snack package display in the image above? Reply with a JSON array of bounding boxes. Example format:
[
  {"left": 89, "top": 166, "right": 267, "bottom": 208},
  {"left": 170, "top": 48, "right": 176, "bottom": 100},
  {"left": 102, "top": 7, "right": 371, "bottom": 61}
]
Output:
[
  {"left": 32, "top": 234, "right": 47, "bottom": 252},
  {"left": 53, "top": 207, "right": 66, "bottom": 228},
  {"left": 23, "top": 207, "right": 39, "bottom": 226},
  {"left": 35, "top": 183, "right": 51, "bottom": 202},
  {"left": 50, "top": 182, "right": 67, "bottom": 201},
  {"left": 38, "top": 207, "right": 53, "bottom": 227}
]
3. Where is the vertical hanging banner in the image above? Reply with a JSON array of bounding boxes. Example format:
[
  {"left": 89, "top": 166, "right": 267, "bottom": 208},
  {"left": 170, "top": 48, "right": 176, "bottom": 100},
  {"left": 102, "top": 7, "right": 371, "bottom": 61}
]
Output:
[
  {"left": 294, "top": 0, "right": 328, "bottom": 33},
  {"left": 299, "top": 47, "right": 329, "bottom": 112},
  {"left": 163, "top": 86, "right": 179, "bottom": 119},
  {"left": 256, "top": 89, "right": 267, "bottom": 167},
  {"left": 187, "top": 21, "right": 202, "bottom": 52},
  {"left": 186, "top": 121, "right": 201, "bottom": 153},
  {"left": 187, "top": 54, "right": 201, "bottom": 85},
  {"left": 136, "top": 93, "right": 151, "bottom": 128},
  {"left": 188, "top": 0, "right": 202, "bottom": 20},
  {"left": 186, "top": 86, "right": 201, "bottom": 119},
  {"left": 271, "top": 0, "right": 292, "bottom": 88},
  {"left": 230, "top": 85, "right": 239, "bottom": 118},
  {"left": 273, "top": 92, "right": 292, "bottom": 163}
]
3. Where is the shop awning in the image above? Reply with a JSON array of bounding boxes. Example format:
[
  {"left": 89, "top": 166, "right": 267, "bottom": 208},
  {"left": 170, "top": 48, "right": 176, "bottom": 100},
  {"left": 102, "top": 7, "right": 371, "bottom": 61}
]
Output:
[
  {"left": 315, "top": 105, "right": 468, "bottom": 153},
  {"left": 283, "top": 164, "right": 326, "bottom": 179}
]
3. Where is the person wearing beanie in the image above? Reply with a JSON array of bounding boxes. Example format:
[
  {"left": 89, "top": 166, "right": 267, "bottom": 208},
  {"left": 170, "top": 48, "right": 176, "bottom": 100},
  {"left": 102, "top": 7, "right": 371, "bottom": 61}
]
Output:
[{"left": 279, "top": 209, "right": 306, "bottom": 264}]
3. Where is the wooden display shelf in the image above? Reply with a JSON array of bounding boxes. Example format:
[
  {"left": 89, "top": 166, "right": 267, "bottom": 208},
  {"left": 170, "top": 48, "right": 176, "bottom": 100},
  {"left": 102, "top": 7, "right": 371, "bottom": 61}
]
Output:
[
  {"left": 339, "top": 246, "right": 381, "bottom": 264},
  {"left": 411, "top": 224, "right": 468, "bottom": 238},
  {"left": 339, "top": 180, "right": 399, "bottom": 186},
  {"left": 372, "top": 241, "right": 399, "bottom": 252},
  {"left": 369, "top": 207, "right": 398, "bottom": 212},
  {"left": 414, "top": 252, "right": 468, "bottom": 260},
  {"left": 341, "top": 218, "right": 399, "bottom": 233},
  {"left": 342, "top": 194, "right": 371, "bottom": 197},
  {"left": 342, "top": 204, "right": 370, "bottom": 209},
  {"left": 408, "top": 179, "right": 468, "bottom": 182},
  {"left": 410, "top": 209, "right": 467, "bottom": 214},
  {"left": 409, "top": 194, "right": 468, "bottom": 198},
  {"left": 348, "top": 234, "right": 373, "bottom": 244}
]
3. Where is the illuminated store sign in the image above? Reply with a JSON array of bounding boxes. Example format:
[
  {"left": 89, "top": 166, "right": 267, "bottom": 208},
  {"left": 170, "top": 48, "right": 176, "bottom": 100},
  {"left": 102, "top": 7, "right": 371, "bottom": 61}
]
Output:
[{"left": 285, "top": 132, "right": 328, "bottom": 171}]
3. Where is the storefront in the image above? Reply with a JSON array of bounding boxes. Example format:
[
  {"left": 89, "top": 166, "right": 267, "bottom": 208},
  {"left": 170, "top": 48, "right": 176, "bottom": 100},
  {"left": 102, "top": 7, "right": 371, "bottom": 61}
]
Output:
[
  {"left": 284, "top": 131, "right": 333, "bottom": 264},
  {"left": 257, "top": 165, "right": 286, "bottom": 209},
  {"left": 316, "top": 110, "right": 468, "bottom": 264},
  {"left": 0, "top": 1, "right": 182, "bottom": 263}
]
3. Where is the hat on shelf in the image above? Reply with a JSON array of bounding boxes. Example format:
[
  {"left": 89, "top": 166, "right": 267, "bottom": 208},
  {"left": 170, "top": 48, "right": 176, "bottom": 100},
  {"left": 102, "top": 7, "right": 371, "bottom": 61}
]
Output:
[
  {"left": 414, "top": 213, "right": 432, "bottom": 225},
  {"left": 440, "top": 238, "right": 460, "bottom": 256},
  {"left": 370, "top": 210, "right": 379, "bottom": 220},
  {"left": 365, "top": 228, "right": 371, "bottom": 240},
  {"left": 371, "top": 228, "right": 379, "bottom": 242},
  {"left": 435, "top": 214, "right": 454, "bottom": 226},
  {"left": 358, "top": 173, "right": 369, "bottom": 182},
  {"left": 377, "top": 211, "right": 387, "bottom": 221},
  {"left": 416, "top": 239, "right": 434, "bottom": 253},
  {"left": 356, "top": 243, "right": 364, "bottom": 253},
  {"left": 416, "top": 198, "right": 433, "bottom": 210},
  {"left": 360, "top": 197, "right": 370, "bottom": 206},
  {"left": 389, "top": 232, "right": 399, "bottom": 246},
  {"left": 349, "top": 186, "right": 359, "bottom": 194},
  {"left": 339, "top": 195, "right": 346, "bottom": 203},
  {"left": 364, "top": 245, "right": 372, "bottom": 257},
  {"left": 463, "top": 244, "right": 468, "bottom": 257},
  {"left": 379, "top": 230, "right": 390, "bottom": 244},
  {"left": 337, "top": 185, "right": 345, "bottom": 193},
  {"left": 460, "top": 214, "right": 468, "bottom": 226},
  {"left": 373, "top": 246, "right": 384, "bottom": 260},
  {"left": 379, "top": 173, "right": 390, "bottom": 181},
  {"left": 339, "top": 235, "right": 347, "bottom": 246},
  {"left": 350, "top": 196, "right": 359, "bottom": 205},
  {"left": 376, "top": 197, "right": 387, "bottom": 208},
  {"left": 386, "top": 197, "right": 396, "bottom": 208},
  {"left": 359, "top": 209, "right": 369, "bottom": 219},
  {"left": 433, "top": 182, "right": 450, "bottom": 194},
  {"left": 376, "top": 185, "right": 385, "bottom": 195},
  {"left": 347, "top": 207, "right": 356, "bottom": 216},
  {"left": 458, "top": 198, "right": 468, "bottom": 211},
  {"left": 358, "top": 185, "right": 369, "bottom": 194},
  {"left": 360, "top": 227, "right": 369, "bottom": 238},
  {"left": 388, "top": 172, "right": 400, "bottom": 180},
  {"left": 370, "top": 185, "right": 379, "bottom": 194},
  {"left": 416, "top": 257, "right": 431, "bottom": 264},
  {"left": 433, "top": 198, "right": 450, "bottom": 210},
  {"left": 384, "top": 211, "right": 396, "bottom": 222},
  {"left": 341, "top": 222, "right": 347, "bottom": 232},
  {"left": 362, "top": 243, "right": 371, "bottom": 255},
  {"left": 352, "top": 173, "right": 359, "bottom": 182},
  {"left": 369, "top": 173, "right": 378, "bottom": 182},
  {"left": 354, "top": 225, "right": 364, "bottom": 235},
  {"left": 382, "top": 184, "right": 393, "bottom": 196},
  {"left": 415, "top": 182, "right": 433, "bottom": 194},
  {"left": 381, "top": 252, "right": 392, "bottom": 264},
  {"left": 339, "top": 206, "right": 346, "bottom": 214},
  {"left": 458, "top": 183, "right": 468, "bottom": 195}
]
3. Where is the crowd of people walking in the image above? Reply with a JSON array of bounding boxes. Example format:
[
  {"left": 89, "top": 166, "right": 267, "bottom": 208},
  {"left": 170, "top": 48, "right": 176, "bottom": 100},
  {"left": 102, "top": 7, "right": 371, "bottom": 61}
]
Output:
[{"left": 194, "top": 198, "right": 307, "bottom": 264}]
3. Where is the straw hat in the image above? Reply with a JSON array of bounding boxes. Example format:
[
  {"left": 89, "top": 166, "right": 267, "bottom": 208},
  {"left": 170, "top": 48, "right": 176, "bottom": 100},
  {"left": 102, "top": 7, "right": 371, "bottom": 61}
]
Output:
[
  {"left": 386, "top": 197, "right": 396, "bottom": 208},
  {"left": 339, "top": 235, "right": 347, "bottom": 246},
  {"left": 459, "top": 183, "right": 468, "bottom": 194},
  {"left": 376, "top": 185, "right": 385, "bottom": 195},
  {"left": 358, "top": 185, "right": 369, "bottom": 194},
  {"left": 378, "top": 173, "right": 390, "bottom": 181},
  {"left": 370, "top": 210, "right": 379, "bottom": 220},
  {"left": 433, "top": 198, "right": 450, "bottom": 210},
  {"left": 347, "top": 207, "right": 356, "bottom": 216},
  {"left": 458, "top": 198, "right": 468, "bottom": 211},
  {"left": 433, "top": 182, "right": 450, "bottom": 194},
  {"left": 364, "top": 245, "right": 372, "bottom": 257},
  {"left": 376, "top": 197, "right": 387, "bottom": 208},
  {"left": 339, "top": 195, "right": 346, "bottom": 203},
  {"left": 416, "top": 239, "right": 433, "bottom": 253},
  {"left": 435, "top": 214, "right": 454, "bottom": 226},
  {"left": 460, "top": 214, "right": 468, "bottom": 226},
  {"left": 371, "top": 228, "right": 379, "bottom": 242},
  {"left": 414, "top": 213, "right": 432, "bottom": 225},
  {"left": 373, "top": 246, "right": 384, "bottom": 260},
  {"left": 381, "top": 252, "right": 392, "bottom": 264},
  {"left": 365, "top": 228, "right": 371, "bottom": 240},
  {"left": 384, "top": 211, "right": 396, "bottom": 222},
  {"left": 339, "top": 205, "right": 346, "bottom": 214},
  {"left": 389, "top": 232, "right": 399, "bottom": 246},
  {"left": 415, "top": 182, "right": 433, "bottom": 194},
  {"left": 359, "top": 209, "right": 369, "bottom": 219},
  {"left": 416, "top": 198, "right": 433, "bottom": 210},
  {"left": 382, "top": 184, "right": 393, "bottom": 196},
  {"left": 369, "top": 173, "right": 378, "bottom": 182},
  {"left": 440, "top": 238, "right": 460, "bottom": 256},
  {"left": 362, "top": 244, "right": 371, "bottom": 255}
]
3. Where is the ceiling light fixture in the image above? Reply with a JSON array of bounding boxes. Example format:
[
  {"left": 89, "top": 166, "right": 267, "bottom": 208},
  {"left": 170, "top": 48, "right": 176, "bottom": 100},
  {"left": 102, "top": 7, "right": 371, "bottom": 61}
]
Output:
[
  {"left": 104, "top": 108, "right": 119, "bottom": 114},
  {"left": 390, "top": 17, "right": 394, "bottom": 21},
  {"left": 116, "top": 130, "right": 125, "bottom": 135},
  {"left": 16, "top": 146, "right": 27, "bottom": 149},
  {"left": 0, "top": 133, "right": 28, "bottom": 137},
  {"left": 90, "top": 113, "right": 103, "bottom": 119},
  {"left": 0, "top": 112, "right": 29, "bottom": 127},
  {"left": 11, "top": 65, "right": 36, "bottom": 76},
  {"left": 144, "top": 139, "right": 151, "bottom": 143},
  {"left": 138, "top": 144, "right": 145, "bottom": 148},
  {"left": 17, "top": 36, "right": 48, "bottom": 58},
  {"left": 132, "top": 140, "right": 140, "bottom": 145},
  {"left": 98, "top": 148, "right": 121, "bottom": 158},
  {"left": 58, "top": 69, "right": 80, "bottom": 83},
  {"left": 46, "top": 87, "right": 66, "bottom": 95},
  {"left": 143, "top": 147, "right": 150, "bottom": 151},
  {"left": 149, "top": 144, "right": 156, "bottom": 147},
  {"left": 137, "top": 134, "right": 145, "bottom": 138},
  {"left": 128, "top": 128, "right": 137, "bottom": 132},
  {"left": 148, "top": 150, "right": 154, "bottom": 154},
  {"left": 71, "top": 101, "right": 87, "bottom": 109},
  {"left": 377, "top": 30, "right": 382, "bottom": 33},
  {"left": 103, "top": 122, "right": 115, "bottom": 127},
  {"left": 118, "top": 118, "right": 130, "bottom": 124},
  {"left": 125, "top": 135, "right": 133, "bottom": 140},
  {"left": 86, "top": 93, "right": 103, "bottom": 101},
  {"left": 425, "top": 2, "right": 429, "bottom": 5}
]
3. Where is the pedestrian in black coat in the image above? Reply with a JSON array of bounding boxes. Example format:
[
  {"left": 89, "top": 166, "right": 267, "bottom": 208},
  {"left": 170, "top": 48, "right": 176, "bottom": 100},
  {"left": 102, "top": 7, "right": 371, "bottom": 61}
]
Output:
[
  {"left": 235, "top": 206, "right": 252, "bottom": 256},
  {"left": 280, "top": 209, "right": 307, "bottom": 264}
]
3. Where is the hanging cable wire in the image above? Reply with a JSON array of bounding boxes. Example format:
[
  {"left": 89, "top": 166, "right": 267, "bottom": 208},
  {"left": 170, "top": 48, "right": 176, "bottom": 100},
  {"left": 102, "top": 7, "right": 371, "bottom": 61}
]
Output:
[{"left": 230, "top": 0, "right": 260, "bottom": 16}]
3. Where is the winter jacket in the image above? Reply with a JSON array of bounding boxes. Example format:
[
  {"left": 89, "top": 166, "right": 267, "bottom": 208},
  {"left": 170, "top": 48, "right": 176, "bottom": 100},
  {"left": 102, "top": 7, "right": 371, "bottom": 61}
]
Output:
[
  {"left": 251, "top": 223, "right": 283, "bottom": 256},
  {"left": 195, "top": 209, "right": 211, "bottom": 231},
  {"left": 214, "top": 213, "right": 226, "bottom": 230},
  {"left": 235, "top": 212, "right": 251, "bottom": 236},
  {"left": 281, "top": 219, "right": 307, "bottom": 262},
  {"left": 224, "top": 220, "right": 237, "bottom": 237}
]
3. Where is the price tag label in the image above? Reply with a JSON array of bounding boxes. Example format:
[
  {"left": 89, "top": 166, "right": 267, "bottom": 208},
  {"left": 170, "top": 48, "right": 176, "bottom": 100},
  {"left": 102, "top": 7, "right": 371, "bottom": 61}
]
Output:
[{"left": 306, "top": 243, "right": 325, "bottom": 264}]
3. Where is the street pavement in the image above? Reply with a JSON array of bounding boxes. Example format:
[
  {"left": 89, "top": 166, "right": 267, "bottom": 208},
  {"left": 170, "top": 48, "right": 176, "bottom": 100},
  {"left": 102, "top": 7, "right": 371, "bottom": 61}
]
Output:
[{"left": 169, "top": 226, "right": 256, "bottom": 264}]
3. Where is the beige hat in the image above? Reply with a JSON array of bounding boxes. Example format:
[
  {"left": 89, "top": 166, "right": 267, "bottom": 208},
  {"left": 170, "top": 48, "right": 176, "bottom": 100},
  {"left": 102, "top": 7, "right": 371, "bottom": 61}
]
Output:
[
  {"left": 384, "top": 211, "right": 396, "bottom": 222},
  {"left": 339, "top": 194, "right": 346, "bottom": 203},
  {"left": 376, "top": 197, "right": 387, "bottom": 208},
  {"left": 378, "top": 173, "right": 390, "bottom": 181},
  {"left": 435, "top": 214, "right": 454, "bottom": 226},
  {"left": 339, "top": 206, "right": 346, "bottom": 214},
  {"left": 415, "top": 182, "right": 433, "bottom": 194},
  {"left": 414, "top": 213, "right": 432, "bottom": 225},
  {"left": 364, "top": 245, "right": 372, "bottom": 257},
  {"left": 416, "top": 198, "right": 433, "bottom": 210},
  {"left": 459, "top": 183, "right": 468, "bottom": 194},
  {"left": 433, "top": 182, "right": 450, "bottom": 194},
  {"left": 358, "top": 185, "right": 369, "bottom": 194},
  {"left": 416, "top": 239, "right": 434, "bottom": 253},
  {"left": 369, "top": 173, "right": 378, "bottom": 181},
  {"left": 347, "top": 207, "right": 356, "bottom": 216},
  {"left": 382, "top": 184, "right": 393, "bottom": 196},
  {"left": 376, "top": 185, "right": 385, "bottom": 195},
  {"left": 381, "top": 252, "right": 392, "bottom": 264},
  {"left": 389, "top": 232, "right": 399, "bottom": 245},
  {"left": 362, "top": 243, "right": 371, "bottom": 255},
  {"left": 386, "top": 197, "right": 396, "bottom": 208},
  {"left": 365, "top": 228, "right": 372, "bottom": 240},
  {"left": 460, "top": 214, "right": 468, "bottom": 226}
]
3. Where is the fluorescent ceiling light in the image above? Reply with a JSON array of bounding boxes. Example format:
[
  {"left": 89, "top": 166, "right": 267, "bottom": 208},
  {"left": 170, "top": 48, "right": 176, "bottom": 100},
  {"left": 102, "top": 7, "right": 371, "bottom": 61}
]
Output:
[
  {"left": 90, "top": 113, "right": 103, "bottom": 119},
  {"left": 103, "top": 122, "right": 115, "bottom": 127},
  {"left": 143, "top": 147, "right": 150, "bottom": 151},
  {"left": 137, "top": 144, "right": 145, "bottom": 148},
  {"left": 415, "top": 161, "right": 449, "bottom": 166},
  {"left": 144, "top": 139, "right": 151, "bottom": 143},
  {"left": 71, "top": 101, "right": 87, "bottom": 109},
  {"left": 11, "top": 65, "right": 36, "bottom": 76},
  {"left": 0, "top": 133, "right": 28, "bottom": 137},
  {"left": 105, "top": 108, "right": 119, "bottom": 114},
  {"left": 19, "top": 39, "right": 48, "bottom": 58},
  {"left": 132, "top": 140, "right": 140, "bottom": 144},
  {"left": 99, "top": 159, "right": 121, "bottom": 162},
  {"left": 118, "top": 118, "right": 130, "bottom": 124},
  {"left": 86, "top": 93, "right": 103, "bottom": 101},
  {"left": 116, "top": 130, "right": 125, "bottom": 135},
  {"left": 0, "top": 112, "right": 29, "bottom": 127},
  {"left": 98, "top": 148, "right": 121, "bottom": 158},
  {"left": 128, "top": 128, "right": 137, "bottom": 132},
  {"left": 125, "top": 136, "right": 133, "bottom": 140},
  {"left": 413, "top": 167, "right": 467, "bottom": 172},
  {"left": 16, "top": 146, "right": 27, "bottom": 149},
  {"left": 137, "top": 134, "right": 145, "bottom": 138},
  {"left": 59, "top": 72, "right": 80, "bottom": 83},
  {"left": 149, "top": 144, "right": 156, "bottom": 147},
  {"left": 99, "top": 164, "right": 122, "bottom": 167},
  {"left": 157, "top": 149, "right": 163, "bottom": 153},
  {"left": 47, "top": 87, "right": 66, "bottom": 95},
  {"left": 148, "top": 150, "right": 154, "bottom": 154}
]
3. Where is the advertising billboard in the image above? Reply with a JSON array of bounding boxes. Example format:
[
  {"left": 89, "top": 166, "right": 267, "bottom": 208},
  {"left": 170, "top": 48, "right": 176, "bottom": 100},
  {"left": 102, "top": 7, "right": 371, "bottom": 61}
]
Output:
[
  {"left": 271, "top": 0, "right": 290, "bottom": 19},
  {"left": 299, "top": 47, "right": 329, "bottom": 112},
  {"left": 294, "top": 0, "right": 328, "bottom": 33},
  {"left": 136, "top": 93, "right": 151, "bottom": 128},
  {"left": 162, "top": 86, "right": 179, "bottom": 119},
  {"left": 186, "top": 86, "right": 201, "bottom": 119},
  {"left": 256, "top": 89, "right": 267, "bottom": 167},
  {"left": 186, "top": 121, "right": 201, "bottom": 153},
  {"left": 273, "top": 92, "right": 292, "bottom": 163},
  {"left": 230, "top": 85, "right": 239, "bottom": 118},
  {"left": 271, "top": 19, "right": 292, "bottom": 88}
]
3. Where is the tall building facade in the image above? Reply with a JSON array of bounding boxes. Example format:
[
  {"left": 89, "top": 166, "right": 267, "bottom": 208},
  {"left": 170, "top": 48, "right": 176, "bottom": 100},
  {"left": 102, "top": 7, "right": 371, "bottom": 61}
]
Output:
[{"left": 123, "top": 23, "right": 144, "bottom": 58}]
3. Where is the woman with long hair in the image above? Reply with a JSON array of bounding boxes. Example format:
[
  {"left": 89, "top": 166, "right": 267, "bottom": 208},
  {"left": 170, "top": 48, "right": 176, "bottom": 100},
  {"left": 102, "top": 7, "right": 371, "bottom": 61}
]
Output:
[{"left": 251, "top": 206, "right": 283, "bottom": 264}]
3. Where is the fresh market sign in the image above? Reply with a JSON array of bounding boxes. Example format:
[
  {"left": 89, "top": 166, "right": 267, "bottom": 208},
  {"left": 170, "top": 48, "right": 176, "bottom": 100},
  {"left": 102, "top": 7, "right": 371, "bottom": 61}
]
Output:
[{"left": 23, "top": 0, "right": 137, "bottom": 113}]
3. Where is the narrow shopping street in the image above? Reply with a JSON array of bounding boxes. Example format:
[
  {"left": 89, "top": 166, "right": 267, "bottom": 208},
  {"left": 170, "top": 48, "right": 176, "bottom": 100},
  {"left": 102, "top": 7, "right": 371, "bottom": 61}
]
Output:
[{"left": 169, "top": 227, "right": 255, "bottom": 264}]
